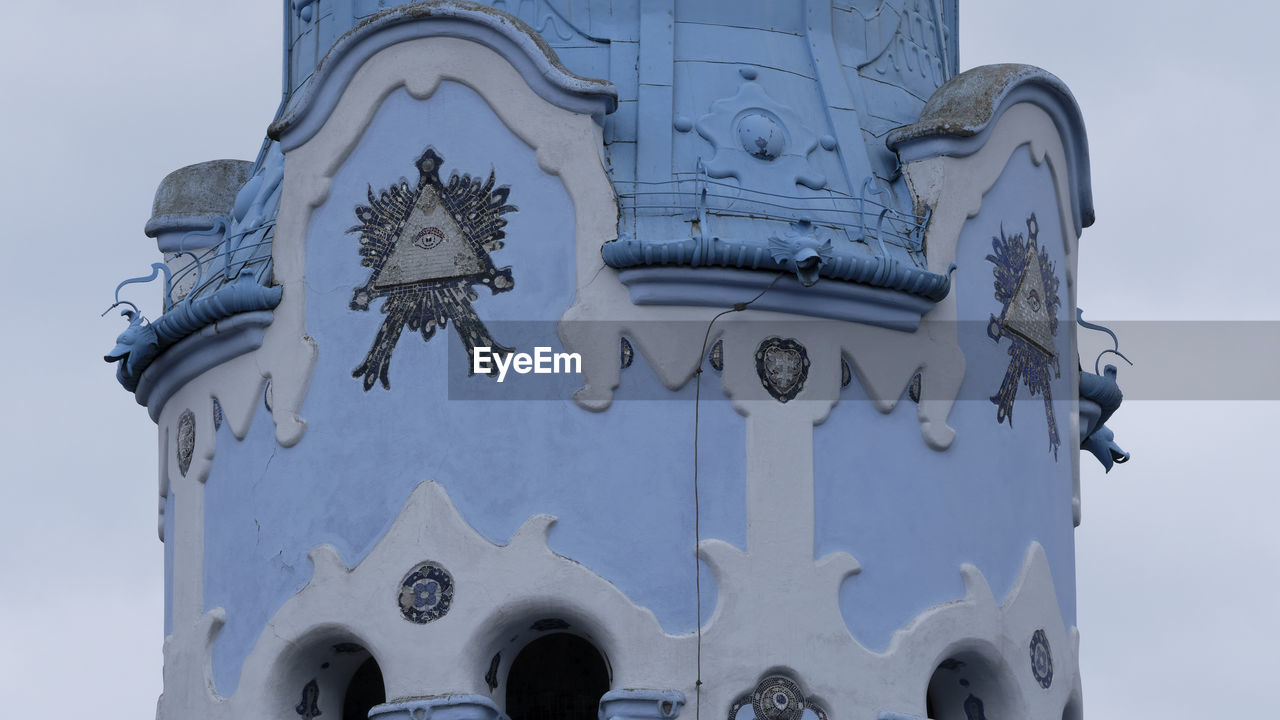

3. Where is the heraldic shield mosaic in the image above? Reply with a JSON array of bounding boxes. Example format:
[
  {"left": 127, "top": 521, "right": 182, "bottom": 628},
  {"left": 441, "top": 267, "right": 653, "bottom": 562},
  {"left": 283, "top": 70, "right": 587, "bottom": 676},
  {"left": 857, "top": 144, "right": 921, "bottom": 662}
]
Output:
[
  {"left": 347, "top": 147, "right": 516, "bottom": 390},
  {"left": 986, "top": 213, "right": 1062, "bottom": 458}
]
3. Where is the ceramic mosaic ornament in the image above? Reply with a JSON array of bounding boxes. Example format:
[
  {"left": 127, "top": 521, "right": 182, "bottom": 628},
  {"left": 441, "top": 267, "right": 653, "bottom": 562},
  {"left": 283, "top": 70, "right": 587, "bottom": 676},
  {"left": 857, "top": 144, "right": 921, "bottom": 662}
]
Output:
[
  {"left": 755, "top": 337, "right": 810, "bottom": 403},
  {"left": 1029, "top": 628, "right": 1053, "bottom": 688},
  {"left": 348, "top": 147, "right": 516, "bottom": 390},
  {"left": 620, "top": 337, "right": 634, "bottom": 369},
  {"left": 176, "top": 409, "right": 195, "bottom": 477},
  {"left": 295, "top": 678, "right": 321, "bottom": 720},
  {"left": 729, "top": 675, "right": 828, "bottom": 720},
  {"left": 986, "top": 213, "right": 1062, "bottom": 458},
  {"left": 962, "top": 693, "right": 987, "bottom": 720},
  {"left": 485, "top": 652, "right": 500, "bottom": 691},
  {"left": 397, "top": 561, "right": 454, "bottom": 624},
  {"left": 709, "top": 339, "right": 724, "bottom": 372}
]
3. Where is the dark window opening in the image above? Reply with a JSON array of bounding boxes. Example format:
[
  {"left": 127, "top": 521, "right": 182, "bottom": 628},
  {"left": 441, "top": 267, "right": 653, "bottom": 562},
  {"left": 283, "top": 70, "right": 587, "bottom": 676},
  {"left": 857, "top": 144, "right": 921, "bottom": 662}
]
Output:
[
  {"left": 926, "top": 653, "right": 1008, "bottom": 720},
  {"left": 343, "top": 656, "right": 386, "bottom": 720},
  {"left": 506, "top": 633, "right": 609, "bottom": 720}
]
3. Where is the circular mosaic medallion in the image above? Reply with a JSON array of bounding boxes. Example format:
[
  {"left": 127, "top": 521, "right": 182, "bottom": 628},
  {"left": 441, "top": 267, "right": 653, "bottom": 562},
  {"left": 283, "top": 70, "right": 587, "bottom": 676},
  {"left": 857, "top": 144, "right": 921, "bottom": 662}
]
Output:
[
  {"left": 398, "top": 562, "right": 454, "bottom": 624},
  {"left": 1029, "top": 628, "right": 1053, "bottom": 688},
  {"left": 176, "top": 409, "right": 196, "bottom": 477},
  {"left": 752, "top": 675, "right": 804, "bottom": 720}
]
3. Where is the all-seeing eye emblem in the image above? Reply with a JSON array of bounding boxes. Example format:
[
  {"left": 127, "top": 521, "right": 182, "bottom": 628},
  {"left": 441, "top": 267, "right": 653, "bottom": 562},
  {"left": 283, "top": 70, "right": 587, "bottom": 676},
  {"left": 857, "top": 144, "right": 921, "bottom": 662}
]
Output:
[
  {"left": 986, "top": 213, "right": 1062, "bottom": 458},
  {"left": 347, "top": 147, "right": 516, "bottom": 390}
]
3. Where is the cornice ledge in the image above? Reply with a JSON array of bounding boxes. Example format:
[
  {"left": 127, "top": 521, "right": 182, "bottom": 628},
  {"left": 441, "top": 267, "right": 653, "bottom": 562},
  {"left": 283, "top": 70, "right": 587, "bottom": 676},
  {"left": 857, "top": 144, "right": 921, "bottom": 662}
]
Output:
[{"left": 135, "top": 310, "right": 277, "bottom": 422}]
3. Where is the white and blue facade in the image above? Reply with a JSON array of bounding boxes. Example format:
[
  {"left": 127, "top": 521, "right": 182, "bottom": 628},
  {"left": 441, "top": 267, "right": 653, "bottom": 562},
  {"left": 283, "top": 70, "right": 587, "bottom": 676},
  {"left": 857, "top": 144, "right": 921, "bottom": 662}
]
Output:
[{"left": 105, "top": 3, "right": 1129, "bottom": 720}]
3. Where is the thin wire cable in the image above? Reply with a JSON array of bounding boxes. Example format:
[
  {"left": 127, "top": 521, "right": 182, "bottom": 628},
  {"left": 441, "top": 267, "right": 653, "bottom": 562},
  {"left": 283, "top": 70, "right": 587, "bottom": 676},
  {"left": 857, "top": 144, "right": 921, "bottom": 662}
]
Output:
[{"left": 693, "top": 271, "right": 785, "bottom": 720}]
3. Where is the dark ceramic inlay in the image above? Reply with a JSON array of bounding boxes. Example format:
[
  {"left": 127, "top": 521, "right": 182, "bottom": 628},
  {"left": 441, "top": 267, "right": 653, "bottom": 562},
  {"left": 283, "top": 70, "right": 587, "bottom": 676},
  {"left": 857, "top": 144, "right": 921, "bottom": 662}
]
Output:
[
  {"left": 398, "top": 561, "right": 454, "bottom": 624},
  {"left": 755, "top": 337, "right": 809, "bottom": 403},
  {"left": 1030, "top": 628, "right": 1053, "bottom": 688},
  {"left": 176, "top": 409, "right": 195, "bottom": 477},
  {"left": 348, "top": 147, "right": 517, "bottom": 390},
  {"left": 986, "top": 213, "right": 1062, "bottom": 458}
]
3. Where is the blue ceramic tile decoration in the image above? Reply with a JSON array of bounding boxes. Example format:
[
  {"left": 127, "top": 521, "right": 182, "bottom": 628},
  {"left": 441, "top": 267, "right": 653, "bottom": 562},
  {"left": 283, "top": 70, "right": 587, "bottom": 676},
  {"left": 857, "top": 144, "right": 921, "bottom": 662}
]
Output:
[
  {"left": 295, "top": 678, "right": 321, "bottom": 720},
  {"left": 729, "top": 675, "right": 828, "bottom": 720},
  {"left": 755, "top": 337, "right": 810, "bottom": 403},
  {"left": 962, "top": 694, "right": 986, "bottom": 720},
  {"left": 398, "top": 561, "right": 454, "bottom": 624},
  {"left": 348, "top": 147, "right": 516, "bottom": 390},
  {"left": 986, "top": 214, "right": 1062, "bottom": 458},
  {"left": 709, "top": 339, "right": 724, "bottom": 373},
  {"left": 177, "top": 410, "right": 195, "bottom": 477},
  {"left": 485, "top": 652, "right": 500, "bottom": 691},
  {"left": 1029, "top": 628, "right": 1053, "bottom": 688},
  {"left": 620, "top": 337, "right": 635, "bottom": 369}
]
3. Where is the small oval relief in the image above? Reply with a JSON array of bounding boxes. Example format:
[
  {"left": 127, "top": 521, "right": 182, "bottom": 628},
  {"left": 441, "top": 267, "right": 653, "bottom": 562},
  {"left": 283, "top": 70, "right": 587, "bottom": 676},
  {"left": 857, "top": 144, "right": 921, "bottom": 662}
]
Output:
[
  {"left": 1029, "top": 628, "right": 1053, "bottom": 688},
  {"left": 176, "top": 409, "right": 196, "bottom": 477}
]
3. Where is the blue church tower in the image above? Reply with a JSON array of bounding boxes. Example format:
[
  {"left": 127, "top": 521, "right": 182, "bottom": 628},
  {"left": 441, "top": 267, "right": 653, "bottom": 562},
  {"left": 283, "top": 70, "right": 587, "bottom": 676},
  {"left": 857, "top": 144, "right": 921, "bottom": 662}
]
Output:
[{"left": 105, "top": 2, "right": 1129, "bottom": 719}]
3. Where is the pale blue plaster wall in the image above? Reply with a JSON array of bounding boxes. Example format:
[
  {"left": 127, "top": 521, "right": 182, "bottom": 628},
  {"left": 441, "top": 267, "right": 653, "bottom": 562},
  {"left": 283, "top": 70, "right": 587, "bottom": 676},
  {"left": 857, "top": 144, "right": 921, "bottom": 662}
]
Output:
[
  {"left": 814, "top": 144, "right": 1077, "bottom": 651},
  {"left": 201, "top": 84, "right": 746, "bottom": 695}
]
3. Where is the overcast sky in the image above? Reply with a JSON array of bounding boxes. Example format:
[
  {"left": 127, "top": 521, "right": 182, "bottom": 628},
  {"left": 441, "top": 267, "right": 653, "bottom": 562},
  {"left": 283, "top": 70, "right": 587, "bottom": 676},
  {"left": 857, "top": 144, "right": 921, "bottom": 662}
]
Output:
[{"left": 0, "top": 2, "right": 1275, "bottom": 718}]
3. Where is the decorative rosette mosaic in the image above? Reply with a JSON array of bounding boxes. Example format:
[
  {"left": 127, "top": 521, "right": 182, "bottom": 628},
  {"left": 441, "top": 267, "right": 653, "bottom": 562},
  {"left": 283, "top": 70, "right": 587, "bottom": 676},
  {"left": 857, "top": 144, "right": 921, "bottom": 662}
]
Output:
[
  {"left": 1029, "top": 628, "right": 1053, "bottom": 688},
  {"left": 398, "top": 561, "right": 454, "bottom": 624},
  {"left": 729, "top": 674, "right": 827, "bottom": 720}
]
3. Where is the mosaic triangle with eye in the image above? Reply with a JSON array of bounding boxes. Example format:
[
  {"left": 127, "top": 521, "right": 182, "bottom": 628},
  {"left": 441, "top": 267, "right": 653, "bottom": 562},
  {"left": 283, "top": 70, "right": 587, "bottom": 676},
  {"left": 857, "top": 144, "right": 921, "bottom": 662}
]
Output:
[
  {"left": 347, "top": 147, "right": 517, "bottom": 390},
  {"left": 986, "top": 213, "right": 1063, "bottom": 458}
]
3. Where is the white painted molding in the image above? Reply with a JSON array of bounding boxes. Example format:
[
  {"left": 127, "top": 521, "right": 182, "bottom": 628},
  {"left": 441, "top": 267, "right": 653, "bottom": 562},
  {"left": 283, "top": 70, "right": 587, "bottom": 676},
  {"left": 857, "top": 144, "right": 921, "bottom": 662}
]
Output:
[
  {"left": 158, "top": 480, "right": 1081, "bottom": 720},
  {"left": 901, "top": 101, "right": 1084, "bottom": 517}
]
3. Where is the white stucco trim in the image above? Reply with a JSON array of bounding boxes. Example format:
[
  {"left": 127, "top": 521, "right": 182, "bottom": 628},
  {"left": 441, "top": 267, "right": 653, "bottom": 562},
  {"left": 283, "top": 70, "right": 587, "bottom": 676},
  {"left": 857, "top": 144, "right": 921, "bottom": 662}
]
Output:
[
  {"left": 158, "top": 479, "right": 1081, "bottom": 720},
  {"left": 901, "top": 102, "right": 1084, "bottom": 523},
  {"left": 156, "top": 29, "right": 620, "bottom": 719}
]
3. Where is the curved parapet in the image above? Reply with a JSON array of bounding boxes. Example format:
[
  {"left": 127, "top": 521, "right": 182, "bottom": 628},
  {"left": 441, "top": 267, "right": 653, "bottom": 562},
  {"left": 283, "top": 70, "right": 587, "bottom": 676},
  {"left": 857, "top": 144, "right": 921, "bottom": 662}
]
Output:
[
  {"left": 145, "top": 160, "right": 252, "bottom": 247},
  {"left": 105, "top": 141, "right": 286, "bottom": 422},
  {"left": 888, "top": 64, "right": 1094, "bottom": 234},
  {"left": 268, "top": 0, "right": 617, "bottom": 152}
]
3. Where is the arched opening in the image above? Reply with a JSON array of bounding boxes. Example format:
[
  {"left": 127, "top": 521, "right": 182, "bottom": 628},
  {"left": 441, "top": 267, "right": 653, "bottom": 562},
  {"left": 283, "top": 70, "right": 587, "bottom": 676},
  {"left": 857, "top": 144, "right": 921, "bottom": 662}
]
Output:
[
  {"left": 343, "top": 656, "right": 386, "bottom": 720},
  {"left": 505, "top": 633, "right": 609, "bottom": 720},
  {"left": 925, "top": 651, "right": 1017, "bottom": 720},
  {"left": 279, "top": 637, "right": 386, "bottom": 720}
]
